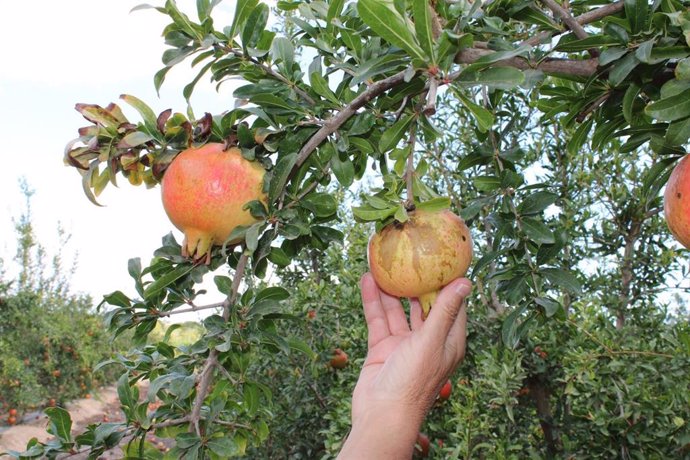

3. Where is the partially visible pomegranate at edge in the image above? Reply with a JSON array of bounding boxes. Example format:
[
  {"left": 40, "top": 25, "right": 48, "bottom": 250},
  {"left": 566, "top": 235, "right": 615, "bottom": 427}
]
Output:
[
  {"left": 664, "top": 155, "right": 690, "bottom": 249},
  {"left": 368, "top": 208, "right": 473, "bottom": 318},
  {"left": 161, "top": 143, "right": 266, "bottom": 263}
]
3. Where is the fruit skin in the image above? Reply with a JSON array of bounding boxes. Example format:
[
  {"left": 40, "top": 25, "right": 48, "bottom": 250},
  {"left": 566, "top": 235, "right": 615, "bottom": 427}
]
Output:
[
  {"left": 8, "top": 408, "right": 17, "bottom": 417},
  {"left": 329, "top": 348, "right": 348, "bottom": 369},
  {"left": 368, "top": 209, "right": 473, "bottom": 317},
  {"left": 438, "top": 379, "right": 452, "bottom": 401},
  {"left": 161, "top": 143, "right": 267, "bottom": 263},
  {"left": 664, "top": 155, "right": 690, "bottom": 249}
]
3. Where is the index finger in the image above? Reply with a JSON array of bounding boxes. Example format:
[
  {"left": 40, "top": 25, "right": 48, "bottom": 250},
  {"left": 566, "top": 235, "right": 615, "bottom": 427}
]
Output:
[{"left": 360, "top": 273, "right": 391, "bottom": 348}]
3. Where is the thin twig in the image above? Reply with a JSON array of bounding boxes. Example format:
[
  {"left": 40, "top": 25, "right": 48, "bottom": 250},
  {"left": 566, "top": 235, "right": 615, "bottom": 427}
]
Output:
[
  {"left": 406, "top": 121, "right": 418, "bottom": 207},
  {"left": 189, "top": 352, "right": 218, "bottom": 435},
  {"left": 293, "top": 69, "right": 412, "bottom": 170},
  {"left": 576, "top": 91, "right": 611, "bottom": 122},
  {"left": 189, "top": 252, "right": 248, "bottom": 436},
  {"left": 223, "top": 46, "right": 316, "bottom": 106},
  {"left": 154, "top": 302, "right": 224, "bottom": 318}
]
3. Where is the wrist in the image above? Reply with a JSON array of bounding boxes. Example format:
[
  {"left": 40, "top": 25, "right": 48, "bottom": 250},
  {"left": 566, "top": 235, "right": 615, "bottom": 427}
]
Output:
[{"left": 339, "top": 405, "right": 424, "bottom": 460}]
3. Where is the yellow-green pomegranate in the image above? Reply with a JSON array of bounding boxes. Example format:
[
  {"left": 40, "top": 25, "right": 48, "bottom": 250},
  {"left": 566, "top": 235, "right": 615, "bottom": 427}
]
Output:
[{"left": 368, "top": 209, "right": 473, "bottom": 318}]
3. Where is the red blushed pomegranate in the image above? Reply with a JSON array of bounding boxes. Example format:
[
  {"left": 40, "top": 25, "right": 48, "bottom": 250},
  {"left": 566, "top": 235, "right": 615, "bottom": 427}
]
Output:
[
  {"left": 329, "top": 348, "right": 348, "bottom": 369},
  {"left": 368, "top": 209, "right": 472, "bottom": 318},
  {"left": 438, "top": 379, "right": 452, "bottom": 401},
  {"left": 664, "top": 155, "right": 690, "bottom": 249},
  {"left": 161, "top": 143, "right": 266, "bottom": 263}
]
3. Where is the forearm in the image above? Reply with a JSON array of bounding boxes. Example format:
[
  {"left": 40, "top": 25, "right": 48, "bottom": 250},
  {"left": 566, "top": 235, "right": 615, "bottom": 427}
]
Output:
[{"left": 337, "top": 407, "right": 424, "bottom": 460}]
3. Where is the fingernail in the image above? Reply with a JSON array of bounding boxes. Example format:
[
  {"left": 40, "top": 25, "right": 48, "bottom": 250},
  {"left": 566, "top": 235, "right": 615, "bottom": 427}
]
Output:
[{"left": 455, "top": 279, "right": 472, "bottom": 297}]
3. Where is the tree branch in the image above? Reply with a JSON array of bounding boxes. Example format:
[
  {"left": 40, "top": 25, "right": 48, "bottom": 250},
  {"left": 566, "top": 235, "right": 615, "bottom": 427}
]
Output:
[
  {"left": 523, "top": 1, "right": 625, "bottom": 46},
  {"left": 541, "top": 0, "right": 598, "bottom": 57},
  {"left": 294, "top": 70, "right": 410, "bottom": 170},
  {"left": 455, "top": 49, "right": 600, "bottom": 78},
  {"left": 189, "top": 252, "right": 248, "bottom": 435}
]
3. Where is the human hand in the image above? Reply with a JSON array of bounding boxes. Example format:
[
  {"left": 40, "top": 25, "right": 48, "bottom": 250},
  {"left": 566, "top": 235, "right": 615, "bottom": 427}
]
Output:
[{"left": 338, "top": 273, "right": 472, "bottom": 459}]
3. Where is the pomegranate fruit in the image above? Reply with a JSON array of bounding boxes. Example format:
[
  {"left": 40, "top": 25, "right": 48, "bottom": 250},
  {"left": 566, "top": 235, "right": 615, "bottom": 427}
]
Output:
[
  {"left": 368, "top": 208, "right": 473, "bottom": 318},
  {"left": 161, "top": 143, "right": 267, "bottom": 263},
  {"left": 438, "top": 379, "right": 452, "bottom": 401},
  {"left": 329, "top": 348, "right": 348, "bottom": 369},
  {"left": 415, "top": 432, "right": 430, "bottom": 457},
  {"left": 664, "top": 155, "right": 690, "bottom": 249}
]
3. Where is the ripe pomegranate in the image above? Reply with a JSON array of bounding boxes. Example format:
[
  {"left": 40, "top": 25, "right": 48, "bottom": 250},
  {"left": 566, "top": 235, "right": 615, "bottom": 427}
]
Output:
[
  {"left": 8, "top": 408, "right": 17, "bottom": 417},
  {"left": 329, "top": 348, "right": 348, "bottom": 369},
  {"left": 368, "top": 209, "right": 473, "bottom": 317},
  {"left": 415, "top": 432, "right": 430, "bottom": 457},
  {"left": 7, "top": 415, "right": 17, "bottom": 425},
  {"left": 161, "top": 143, "right": 267, "bottom": 263},
  {"left": 438, "top": 379, "right": 452, "bottom": 401},
  {"left": 664, "top": 155, "right": 690, "bottom": 249}
]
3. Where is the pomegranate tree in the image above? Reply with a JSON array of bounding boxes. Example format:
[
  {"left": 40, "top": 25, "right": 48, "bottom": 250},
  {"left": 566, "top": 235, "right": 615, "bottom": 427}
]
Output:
[
  {"left": 161, "top": 143, "right": 266, "bottom": 263},
  {"left": 367, "top": 209, "right": 473, "bottom": 318}
]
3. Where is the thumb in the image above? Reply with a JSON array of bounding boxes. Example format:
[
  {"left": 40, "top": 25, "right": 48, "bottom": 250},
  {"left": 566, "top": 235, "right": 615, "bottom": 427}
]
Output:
[{"left": 422, "top": 278, "right": 472, "bottom": 343}]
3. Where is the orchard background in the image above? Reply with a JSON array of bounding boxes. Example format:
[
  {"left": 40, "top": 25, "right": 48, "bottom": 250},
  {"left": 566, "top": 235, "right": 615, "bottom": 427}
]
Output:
[{"left": 2, "top": 0, "right": 690, "bottom": 458}]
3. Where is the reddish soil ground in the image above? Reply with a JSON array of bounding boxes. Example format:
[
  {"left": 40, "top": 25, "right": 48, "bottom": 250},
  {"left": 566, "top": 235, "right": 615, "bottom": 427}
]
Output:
[{"left": 0, "top": 385, "right": 171, "bottom": 459}]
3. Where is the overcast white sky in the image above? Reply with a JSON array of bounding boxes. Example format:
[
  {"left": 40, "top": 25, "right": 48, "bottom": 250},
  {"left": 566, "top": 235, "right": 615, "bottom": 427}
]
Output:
[{"left": 0, "top": 1, "right": 246, "bottom": 316}]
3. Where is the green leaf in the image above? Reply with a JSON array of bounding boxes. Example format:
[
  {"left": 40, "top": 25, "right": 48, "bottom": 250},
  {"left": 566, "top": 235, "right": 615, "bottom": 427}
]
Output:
[
  {"left": 327, "top": 0, "right": 345, "bottom": 23},
  {"left": 599, "top": 47, "right": 628, "bottom": 66},
  {"left": 272, "top": 36, "right": 295, "bottom": 74},
  {"left": 45, "top": 407, "right": 72, "bottom": 443},
  {"left": 624, "top": 0, "right": 648, "bottom": 35},
  {"left": 641, "top": 157, "right": 676, "bottom": 202},
  {"left": 331, "top": 153, "right": 355, "bottom": 187},
  {"left": 645, "top": 89, "right": 690, "bottom": 121},
  {"left": 117, "top": 131, "right": 154, "bottom": 149},
  {"left": 268, "top": 153, "right": 297, "bottom": 204},
  {"left": 521, "top": 217, "right": 555, "bottom": 244},
  {"left": 120, "top": 94, "right": 158, "bottom": 133},
  {"left": 302, "top": 193, "right": 337, "bottom": 217},
  {"left": 555, "top": 35, "right": 620, "bottom": 52},
  {"left": 208, "top": 436, "right": 242, "bottom": 457},
  {"left": 567, "top": 116, "right": 594, "bottom": 156},
  {"left": 666, "top": 117, "right": 690, "bottom": 146},
  {"left": 242, "top": 3, "right": 269, "bottom": 50},
  {"left": 413, "top": 0, "right": 435, "bottom": 63},
  {"left": 623, "top": 82, "right": 641, "bottom": 124},
  {"left": 256, "top": 286, "right": 290, "bottom": 302},
  {"left": 352, "top": 205, "right": 397, "bottom": 222},
  {"left": 541, "top": 267, "right": 582, "bottom": 295},
  {"left": 676, "top": 57, "right": 690, "bottom": 81},
  {"left": 502, "top": 304, "right": 528, "bottom": 349},
  {"left": 457, "top": 93, "right": 494, "bottom": 132},
  {"left": 473, "top": 175, "right": 501, "bottom": 192},
  {"left": 609, "top": 52, "right": 640, "bottom": 87},
  {"left": 143, "top": 264, "right": 193, "bottom": 300},
  {"left": 379, "top": 113, "right": 415, "bottom": 152},
  {"left": 250, "top": 93, "right": 304, "bottom": 113},
  {"left": 357, "top": 0, "right": 427, "bottom": 62},
  {"left": 534, "top": 297, "right": 562, "bottom": 317},
  {"left": 310, "top": 72, "right": 340, "bottom": 105},
  {"left": 415, "top": 197, "right": 451, "bottom": 212},
  {"left": 518, "top": 191, "right": 558, "bottom": 215},
  {"left": 268, "top": 246, "right": 291, "bottom": 266}
]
